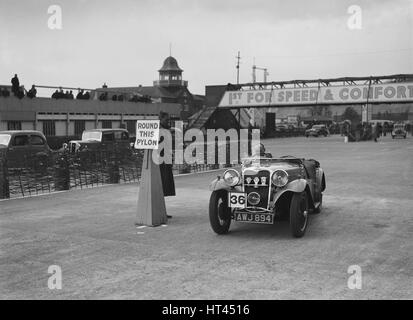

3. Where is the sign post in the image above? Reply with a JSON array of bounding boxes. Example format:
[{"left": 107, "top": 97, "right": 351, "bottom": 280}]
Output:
[{"left": 135, "top": 117, "right": 167, "bottom": 226}]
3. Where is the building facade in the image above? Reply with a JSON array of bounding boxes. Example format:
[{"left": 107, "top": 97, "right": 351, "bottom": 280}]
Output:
[
  {"left": 0, "top": 96, "right": 182, "bottom": 139},
  {"left": 97, "top": 56, "right": 205, "bottom": 120}
]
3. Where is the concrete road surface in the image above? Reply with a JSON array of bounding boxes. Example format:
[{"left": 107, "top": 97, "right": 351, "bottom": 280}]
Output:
[{"left": 1, "top": 135, "right": 412, "bottom": 299}]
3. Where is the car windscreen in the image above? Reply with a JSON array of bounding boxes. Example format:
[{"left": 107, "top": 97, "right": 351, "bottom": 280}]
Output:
[
  {"left": 0, "top": 134, "right": 11, "bottom": 146},
  {"left": 82, "top": 131, "right": 102, "bottom": 141}
]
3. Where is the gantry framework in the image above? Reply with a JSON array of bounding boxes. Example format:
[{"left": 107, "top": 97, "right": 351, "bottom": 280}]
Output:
[{"left": 227, "top": 74, "right": 413, "bottom": 91}]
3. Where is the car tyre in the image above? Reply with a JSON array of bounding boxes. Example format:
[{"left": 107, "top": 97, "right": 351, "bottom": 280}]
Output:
[
  {"left": 209, "top": 190, "right": 232, "bottom": 235},
  {"left": 290, "top": 191, "right": 309, "bottom": 238}
]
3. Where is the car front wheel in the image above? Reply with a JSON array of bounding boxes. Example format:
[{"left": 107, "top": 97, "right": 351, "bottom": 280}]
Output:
[
  {"left": 290, "top": 191, "right": 309, "bottom": 238},
  {"left": 209, "top": 190, "right": 232, "bottom": 235}
]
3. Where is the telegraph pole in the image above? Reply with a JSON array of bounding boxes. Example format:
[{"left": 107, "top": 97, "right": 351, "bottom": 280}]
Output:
[{"left": 236, "top": 51, "right": 241, "bottom": 84}]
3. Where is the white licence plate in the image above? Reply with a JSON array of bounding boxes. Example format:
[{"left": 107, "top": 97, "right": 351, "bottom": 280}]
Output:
[{"left": 228, "top": 192, "right": 246, "bottom": 209}]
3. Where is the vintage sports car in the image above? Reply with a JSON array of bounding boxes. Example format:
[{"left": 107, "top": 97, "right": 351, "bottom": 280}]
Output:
[
  {"left": 391, "top": 124, "right": 407, "bottom": 139},
  {"left": 209, "top": 156, "right": 326, "bottom": 238}
]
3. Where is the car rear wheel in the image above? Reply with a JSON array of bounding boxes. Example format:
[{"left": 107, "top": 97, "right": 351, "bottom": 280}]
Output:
[
  {"left": 290, "top": 191, "right": 309, "bottom": 238},
  {"left": 209, "top": 190, "right": 232, "bottom": 235}
]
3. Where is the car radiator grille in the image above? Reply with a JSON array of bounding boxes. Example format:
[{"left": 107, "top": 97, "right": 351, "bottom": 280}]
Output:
[{"left": 244, "top": 170, "right": 271, "bottom": 209}]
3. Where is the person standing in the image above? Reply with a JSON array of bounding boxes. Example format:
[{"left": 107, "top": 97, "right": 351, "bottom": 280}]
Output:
[
  {"left": 27, "top": 85, "right": 37, "bottom": 98},
  {"left": 372, "top": 123, "right": 378, "bottom": 142},
  {"left": 159, "top": 112, "right": 176, "bottom": 219},
  {"left": 11, "top": 74, "right": 20, "bottom": 96}
]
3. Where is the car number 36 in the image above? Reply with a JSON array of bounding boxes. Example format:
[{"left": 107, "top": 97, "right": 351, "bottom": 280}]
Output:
[{"left": 228, "top": 192, "right": 246, "bottom": 208}]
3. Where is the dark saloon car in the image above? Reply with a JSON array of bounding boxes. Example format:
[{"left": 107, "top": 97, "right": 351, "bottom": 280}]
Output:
[
  {"left": 391, "top": 124, "right": 407, "bottom": 139},
  {"left": 0, "top": 130, "right": 53, "bottom": 168},
  {"left": 305, "top": 124, "right": 329, "bottom": 137},
  {"left": 67, "top": 129, "right": 131, "bottom": 153}
]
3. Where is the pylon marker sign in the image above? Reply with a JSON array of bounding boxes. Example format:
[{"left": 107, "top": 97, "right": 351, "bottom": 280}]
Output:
[
  {"left": 134, "top": 120, "right": 160, "bottom": 149},
  {"left": 135, "top": 118, "right": 167, "bottom": 227}
]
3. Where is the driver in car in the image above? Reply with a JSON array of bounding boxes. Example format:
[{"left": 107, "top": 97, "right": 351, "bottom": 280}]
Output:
[{"left": 252, "top": 143, "right": 273, "bottom": 158}]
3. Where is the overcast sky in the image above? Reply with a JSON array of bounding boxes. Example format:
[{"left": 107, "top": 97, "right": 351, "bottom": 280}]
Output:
[{"left": 1, "top": 0, "right": 412, "bottom": 95}]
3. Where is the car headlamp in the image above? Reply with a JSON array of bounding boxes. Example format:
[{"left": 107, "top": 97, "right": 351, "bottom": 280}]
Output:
[
  {"left": 223, "top": 169, "right": 241, "bottom": 187},
  {"left": 272, "top": 170, "right": 289, "bottom": 187}
]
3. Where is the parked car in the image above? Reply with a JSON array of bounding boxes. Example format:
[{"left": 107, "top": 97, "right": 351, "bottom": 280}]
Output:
[
  {"left": 391, "top": 124, "right": 407, "bottom": 139},
  {"left": 67, "top": 129, "right": 131, "bottom": 153},
  {"left": 305, "top": 124, "right": 329, "bottom": 137},
  {"left": 208, "top": 155, "right": 326, "bottom": 238},
  {"left": 0, "top": 130, "right": 53, "bottom": 169}
]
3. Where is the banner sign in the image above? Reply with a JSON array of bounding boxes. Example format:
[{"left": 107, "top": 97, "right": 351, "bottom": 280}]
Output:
[
  {"left": 218, "top": 82, "right": 413, "bottom": 107},
  {"left": 134, "top": 120, "right": 160, "bottom": 150}
]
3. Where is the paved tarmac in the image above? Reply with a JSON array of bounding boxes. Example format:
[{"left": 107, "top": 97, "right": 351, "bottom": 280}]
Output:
[{"left": 1, "top": 135, "right": 412, "bottom": 299}]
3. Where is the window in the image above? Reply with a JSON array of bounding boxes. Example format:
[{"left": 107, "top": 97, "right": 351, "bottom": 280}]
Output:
[
  {"left": 126, "top": 121, "right": 136, "bottom": 135},
  {"left": 30, "top": 135, "right": 45, "bottom": 146},
  {"left": 42, "top": 120, "right": 56, "bottom": 136},
  {"left": 13, "top": 135, "right": 29, "bottom": 146},
  {"left": 114, "top": 131, "right": 129, "bottom": 141},
  {"left": 102, "top": 120, "right": 112, "bottom": 129},
  {"left": 74, "top": 120, "right": 86, "bottom": 136},
  {"left": 7, "top": 121, "right": 22, "bottom": 130},
  {"left": 102, "top": 132, "right": 114, "bottom": 142}
]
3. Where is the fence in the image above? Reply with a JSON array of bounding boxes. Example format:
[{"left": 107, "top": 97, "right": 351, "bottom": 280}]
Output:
[{"left": 0, "top": 143, "right": 235, "bottom": 199}]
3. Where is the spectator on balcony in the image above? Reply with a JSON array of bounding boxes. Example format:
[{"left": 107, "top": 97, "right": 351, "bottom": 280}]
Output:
[
  {"left": 68, "top": 90, "right": 74, "bottom": 99},
  {"left": 27, "top": 85, "right": 37, "bottom": 98},
  {"left": 11, "top": 74, "right": 20, "bottom": 96},
  {"left": 52, "top": 90, "right": 59, "bottom": 99},
  {"left": 83, "top": 91, "right": 90, "bottom": 100},
  {"left": 57, "top": 88, "right": 64, "bottom": 99},
  {"left": 76, "top": 89, "right": 84, "bottom": 99},
  {"left": 99, "top": 92, "right": 108, "bottom": 101}
]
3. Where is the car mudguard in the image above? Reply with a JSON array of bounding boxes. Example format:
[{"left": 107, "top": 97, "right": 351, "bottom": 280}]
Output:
[
  {"left": 272, "top": 178, "right": 307, "bottom": 201},
  {"left": 209, "top": 178, "right": 229, "bottom": 192},
  {"left": 209, "top": 178, "right": 242, "bottom": 192}
]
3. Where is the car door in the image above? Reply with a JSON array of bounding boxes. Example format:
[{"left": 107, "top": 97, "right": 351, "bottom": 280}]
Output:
[
  {"left": 29, "top": 134, "right": 50, "bottom": 166},
  {"left": 101, "top": 132, "right": 115, "bottom": 151},
  {"left": 8, "top": 134, "right": 30, "bottom": 168},
  {"left": 114, "top": 131, "right": 130, "bottom": 151}
]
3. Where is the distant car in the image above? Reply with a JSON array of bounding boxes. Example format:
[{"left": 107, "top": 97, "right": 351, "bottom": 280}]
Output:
[
  {"left": 391, "top": 124, "right": 407, "bottom": 139},
  {"left": 67, "top": 129, "right": 131, "bottom": 153},
  {"left": 305, "top": 125, "right": 329, "bottom": 137},
  {"left": 0, "top": 130, "right": 53, "bottom": 169},
  {"left": 276, "top": 124, "right": 289, "bottom": 132}
]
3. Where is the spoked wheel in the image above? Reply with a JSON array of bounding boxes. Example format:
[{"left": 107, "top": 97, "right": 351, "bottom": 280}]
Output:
[
  {"left": 289, "top": 191, "right": 309, "bottom": 238},
  {"left": 209, "top": 190, "right": 232, "bottom": 235}
]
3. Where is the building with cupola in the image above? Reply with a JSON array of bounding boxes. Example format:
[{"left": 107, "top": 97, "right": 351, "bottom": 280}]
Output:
[{"left": 98, "top": 56, "right": 205, "bottom": 121}]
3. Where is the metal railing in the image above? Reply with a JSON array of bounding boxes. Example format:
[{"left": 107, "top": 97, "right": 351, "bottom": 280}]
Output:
[{"left": 0, "top": 143, "right": 234, "bottom": 199}]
